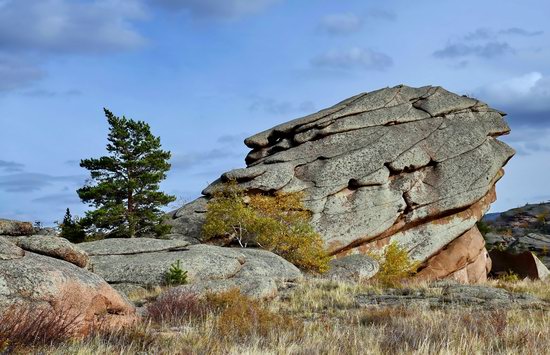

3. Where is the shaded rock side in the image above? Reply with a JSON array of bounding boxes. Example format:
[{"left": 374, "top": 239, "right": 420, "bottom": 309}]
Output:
[
  {"left": 489, "top": 250, "right": 550, "bottom": 280},
  {"left": 0, "top": 240, "right": 136, "bottom": 335},
  {"left": 166, "top": 85, "right": 514, "bottom": 281},
  {"left": 81, "top": 239, "right": 302, "bottom": 298},
  {"left": 415, "top": 226, "right": 491, "bottom": 283}
]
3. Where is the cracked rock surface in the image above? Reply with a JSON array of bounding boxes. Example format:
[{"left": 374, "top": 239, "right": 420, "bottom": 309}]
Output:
[
  {"left": 166, "top": 85, "right": 514, "bottom": 282},
  {"left": 80, "top": 238, "right": 302, "bottom": 298}
]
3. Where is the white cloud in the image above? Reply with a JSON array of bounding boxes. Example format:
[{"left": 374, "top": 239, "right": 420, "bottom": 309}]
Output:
[
  {"left": 0, "top": 0, "right": 147, "bottom": 54},
  {"left": 311, "top": 47, "right": 393, "bottom": 71},
  {"left": 476, "top": 72, "right": 550, "bottom": 112}
]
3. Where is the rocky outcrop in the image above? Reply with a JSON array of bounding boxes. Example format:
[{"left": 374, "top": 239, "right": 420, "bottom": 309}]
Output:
[
  {"left": 0, "top": 218, "right": 34, "bottom": 236},
  {"left": 166, "top": 85, "right": 514, "bottom": 281},
  {"left": 80, "top": 238, "right": 302, "bottom": 298},
  {"left": 482, "top": 202, "right": 550, "bottom": 268},
  {"left": 0, "top": 237, "right": 135, "bottom": 335},
  {"left": 356, "top": 281, "right": 548, "bottom": 309},
  {"left": 12, "top": 235, "right": 89, "bottom": 268}
]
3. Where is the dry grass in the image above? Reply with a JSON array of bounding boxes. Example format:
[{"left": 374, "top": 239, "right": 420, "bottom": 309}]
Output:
[
  {"left": 0, "top": 304, "right": 79, "bottom": 353},
  {"left": 8, "top": 278, "right": 550, "bottom": 355}
]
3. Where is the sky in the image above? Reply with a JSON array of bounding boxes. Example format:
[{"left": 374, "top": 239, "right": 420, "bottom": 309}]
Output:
[{"left": 1, "top": 0, "right": 550, "bottom": 225}]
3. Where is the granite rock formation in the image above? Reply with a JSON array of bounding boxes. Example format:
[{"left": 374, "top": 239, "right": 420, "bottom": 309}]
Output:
[
  {"left": 166, "top": 85, "right": 515, "bottom": 282},
  {"left": 483, "top": 202, "right": 550, "bottom": 268},
  {"left": 80, "top": 238, "right": 302, "bottom": 298},
  {"left": 0, "top": 232, "right": 136, "bottom": 334}
]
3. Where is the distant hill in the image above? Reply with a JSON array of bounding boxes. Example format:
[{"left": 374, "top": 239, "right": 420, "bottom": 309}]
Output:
[{"left": 481, "top": 202, "right": 550, "bottom": 267}]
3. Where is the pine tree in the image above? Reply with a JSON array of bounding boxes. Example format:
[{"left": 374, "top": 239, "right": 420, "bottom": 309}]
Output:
[
  {"left": 59, "top": 208, "right": 86, "bottom": 243},
  {"left": 77, "top": 109, "right": 176, "bottom": 238}
]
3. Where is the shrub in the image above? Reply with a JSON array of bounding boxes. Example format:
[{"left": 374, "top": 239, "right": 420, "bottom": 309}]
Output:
[
  {"left": 370, "top": 242, "right": 420, "bottom": 287},
  {"left": 202, "top": 182, "right": 330, "bottom": 273},
  {"left": 165, "top": 260, "right": 188, "bottom": 286},
  {"left": 476, "top": 220, "right": 492, "bottom": 237},
  {"left": 146, "top": 289, "right": 206, "bottom": 325},
  {"left": 205, "top": 289, "right": 303, "bottom": 341},
  {"left": 0, "top": 304, "right": 79, "bottom": 351},
  {"left": 497, "top": 270, "right": 520, "bottom": 283}
]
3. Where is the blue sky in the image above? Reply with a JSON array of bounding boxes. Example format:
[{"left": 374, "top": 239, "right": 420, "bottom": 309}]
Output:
[{"left": 1, "top": 0, "right": 550, "bottom": 225}]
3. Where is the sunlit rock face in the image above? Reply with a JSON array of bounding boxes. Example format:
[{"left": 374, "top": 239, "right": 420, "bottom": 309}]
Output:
[{"left": 167, "top": 85, "right": 515, "bottom": 282}]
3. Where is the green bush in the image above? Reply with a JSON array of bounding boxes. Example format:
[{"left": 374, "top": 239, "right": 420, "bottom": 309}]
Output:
[
  {"left": 165, "top": 260, "right": 188, "bottom": 286},
  {"left": 59, "top": 208, "right": 86, "bottom": 244},
  {"left": 202, "top": 182, "right": 330, "bottom": 273}
]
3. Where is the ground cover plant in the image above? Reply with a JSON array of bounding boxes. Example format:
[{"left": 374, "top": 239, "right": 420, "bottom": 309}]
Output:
[{"left": 4, "top": 277, "right": 548, "bottom": 355}]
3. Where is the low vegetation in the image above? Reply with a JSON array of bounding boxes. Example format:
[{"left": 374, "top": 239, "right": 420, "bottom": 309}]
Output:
[
  {"left": 7, "top": 278, "right": 549, "bottom": 354},
  {"left": 0, "top": 304, "right": 79, "bottom": 353},
  {"left": 202, "top": 181, "right": 330, "bottom": 273},
  {"left": 164, "top": 260, "right": 188, "bottom": 286},
  {"left": 369, "top": 242, "right": 420, "bottom": 287}
]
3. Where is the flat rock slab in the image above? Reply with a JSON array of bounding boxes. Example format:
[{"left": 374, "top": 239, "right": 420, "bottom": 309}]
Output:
[
  {"left": 13, "top": 235, "right": 89, "bottom": 268},
  {"left": 83, "top": 239, "right": 302, "bottom": 297},
  {"left": 80, "top": 238, "right": 190, "bottom": 256},
  {"left": 356, "top": 282, "right": 548, "bottom": 309}
]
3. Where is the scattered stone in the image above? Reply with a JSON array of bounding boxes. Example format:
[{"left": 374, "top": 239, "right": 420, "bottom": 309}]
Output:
[{"left": 12, "top": 235, "right": 89, "bottom": 268}]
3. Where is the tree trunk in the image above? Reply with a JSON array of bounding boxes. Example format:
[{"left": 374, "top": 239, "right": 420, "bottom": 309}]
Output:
[{"left": 128, "top": 188, "right": 135, "bottom": 238}]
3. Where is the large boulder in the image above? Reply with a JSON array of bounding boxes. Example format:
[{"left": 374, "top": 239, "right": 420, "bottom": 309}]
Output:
[
  {"left": 12, "top": 235, "right": 89, "bottom": 268},
  {"left": 0, "top": 218, "right": 34, "bottom": 236},
  {"left": 0, "top": 238, "right": 136, "bottom": 335},
  {"left": 166, "top": 85, "right": 514, "bottom": 282},
  {"left": 80, "top": 238, "right": 302, "bottom": 298}
]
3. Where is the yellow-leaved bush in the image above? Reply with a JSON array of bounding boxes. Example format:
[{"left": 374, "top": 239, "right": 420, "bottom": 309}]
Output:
[
  {"left": 202, "top": 182, "right": 330, "bottom": 273},
  {"left": 369, "top": 242, "right": 420, "bottom": 287}
]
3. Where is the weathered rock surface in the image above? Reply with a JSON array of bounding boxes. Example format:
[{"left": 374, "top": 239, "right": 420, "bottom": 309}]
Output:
[
  {"left": 0, "top": 236, "right": 25, "bottom": 260},
  {"left": 325, "top": 254, "right": 379, "bottom": 281},
  {"left": 482, "top": 202, "right": 550, "bottom": 268},
  {"left": 166, "top": 85, "right": 514, "bottom": 281},
  {"left": 81, "top": 238, "right": 190, "bottom": 256},
  {"left": 356, "top": 281, "right": 548, "bottom": 309},
  {"left": 81, "top": 239, "right": 302, "bottom": 298},
  {"left": 0, "top": 238, "right": 136, "bottom": 335},
  {"left": 12, "top": 235, "right": 89, "bottom": 268},
  {"left": 0, "top": 218, "right": 34, "bottom": 236}
]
